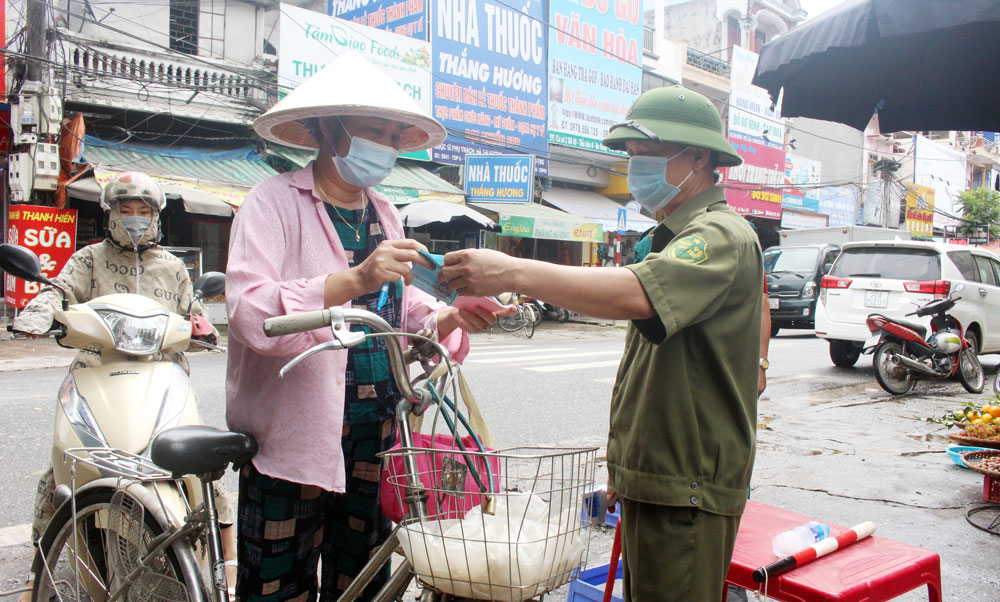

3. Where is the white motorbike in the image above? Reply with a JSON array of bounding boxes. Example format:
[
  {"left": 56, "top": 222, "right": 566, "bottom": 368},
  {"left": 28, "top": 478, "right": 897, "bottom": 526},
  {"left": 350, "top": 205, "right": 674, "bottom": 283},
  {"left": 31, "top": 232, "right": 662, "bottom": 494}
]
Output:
[{"left": 1, "top": 243, "right": 233, "bottom": 602}]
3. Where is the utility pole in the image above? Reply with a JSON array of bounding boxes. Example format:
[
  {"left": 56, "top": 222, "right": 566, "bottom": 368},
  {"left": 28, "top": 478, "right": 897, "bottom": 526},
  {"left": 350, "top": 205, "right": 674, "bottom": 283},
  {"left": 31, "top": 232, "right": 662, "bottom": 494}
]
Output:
[
  {"left": 875, "top": 158, "right": 901, "bottom": 228},
  {"left": 23, "top": 0, "right": 48, "bottom": 82}
]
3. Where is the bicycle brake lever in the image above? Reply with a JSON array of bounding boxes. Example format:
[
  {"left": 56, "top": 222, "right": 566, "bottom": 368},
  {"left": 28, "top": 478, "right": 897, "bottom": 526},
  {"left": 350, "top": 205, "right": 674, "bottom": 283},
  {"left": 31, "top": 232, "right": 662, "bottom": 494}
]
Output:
[{"left": 279, "top": 340, "right": 344, "bottom": 378}]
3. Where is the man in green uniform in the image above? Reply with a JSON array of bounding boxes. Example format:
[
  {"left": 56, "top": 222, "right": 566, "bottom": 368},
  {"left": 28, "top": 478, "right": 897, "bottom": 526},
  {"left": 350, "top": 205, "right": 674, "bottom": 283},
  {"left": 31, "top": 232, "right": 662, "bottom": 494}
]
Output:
[{"left": 440, "top": 85, "right": 763, "bottom": 601}]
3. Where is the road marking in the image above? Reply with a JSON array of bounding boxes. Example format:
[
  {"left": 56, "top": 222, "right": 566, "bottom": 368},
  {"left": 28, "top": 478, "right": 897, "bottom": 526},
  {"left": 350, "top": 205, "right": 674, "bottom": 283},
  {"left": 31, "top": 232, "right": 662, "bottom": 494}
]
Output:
[
  {"left": 0, "top": 523, "right": 30, "bottom": 547},
  {"left": 469, "top": 344, "right": 532, "bottom": 351},
  {"left": 768, "top": 373, "right": 819, "bottom": 384},
  {"left": 527, "top": 360, "right": 623, "bottom": 373},
  {"left": 592, "top": 377, "right": 617, "bottom": 384},
  {"left": 466, "top": 348, "right": 572, "bottom": 359},
  {"left": 494, "top": 350, "right": 623, "bottom": 367}
]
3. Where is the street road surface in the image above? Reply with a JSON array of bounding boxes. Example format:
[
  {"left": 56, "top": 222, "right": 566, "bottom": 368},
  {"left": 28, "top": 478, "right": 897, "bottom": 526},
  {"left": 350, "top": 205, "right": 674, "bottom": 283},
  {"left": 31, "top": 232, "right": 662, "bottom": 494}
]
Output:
[{"left": 1, "top": 325, "right": 997, "bottom": 599}]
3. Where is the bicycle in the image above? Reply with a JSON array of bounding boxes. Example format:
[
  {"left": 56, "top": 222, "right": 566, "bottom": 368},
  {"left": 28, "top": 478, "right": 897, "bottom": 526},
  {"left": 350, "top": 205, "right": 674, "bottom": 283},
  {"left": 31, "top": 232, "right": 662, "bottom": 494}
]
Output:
[
  {"left": 262, "top": 307, "right": 598, "bottom": 602},
  {"left": 495, "top": 293, "right": 539, "bottom": 338},
  {"left": 30, "top": 431, "right": 256, "bottom": 602}
]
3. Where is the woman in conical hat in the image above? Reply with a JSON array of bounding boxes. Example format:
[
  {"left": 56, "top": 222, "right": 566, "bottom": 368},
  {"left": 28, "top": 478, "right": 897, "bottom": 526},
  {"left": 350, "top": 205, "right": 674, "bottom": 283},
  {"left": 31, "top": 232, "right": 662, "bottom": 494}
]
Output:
[{"left": 226, "top": 52, "right": 503, "bottom": 602}]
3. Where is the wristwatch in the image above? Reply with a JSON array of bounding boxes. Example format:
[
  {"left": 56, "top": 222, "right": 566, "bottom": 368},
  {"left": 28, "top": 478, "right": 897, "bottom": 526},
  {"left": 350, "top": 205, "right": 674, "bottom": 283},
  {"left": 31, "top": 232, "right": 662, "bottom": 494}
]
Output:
[{"left": 759, "top": 358, "right": 769, "bottom": 371}]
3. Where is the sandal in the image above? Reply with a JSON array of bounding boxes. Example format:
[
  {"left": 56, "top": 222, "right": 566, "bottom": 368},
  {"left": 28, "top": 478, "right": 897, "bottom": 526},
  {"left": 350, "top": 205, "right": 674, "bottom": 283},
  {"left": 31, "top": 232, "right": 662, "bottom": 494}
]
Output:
[{"left": 225, "top": 559, "right": 238, "bottom": 602}]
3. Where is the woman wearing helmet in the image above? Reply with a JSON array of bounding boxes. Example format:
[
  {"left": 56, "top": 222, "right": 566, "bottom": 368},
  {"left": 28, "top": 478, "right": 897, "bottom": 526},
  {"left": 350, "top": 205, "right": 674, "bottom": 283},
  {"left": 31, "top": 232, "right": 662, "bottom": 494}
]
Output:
[
  {"left": 226, "top": 52, "right": 505, "bottom": 602},
  {"left": 12, "top": 170, "right": 239, "bottom": 602}
]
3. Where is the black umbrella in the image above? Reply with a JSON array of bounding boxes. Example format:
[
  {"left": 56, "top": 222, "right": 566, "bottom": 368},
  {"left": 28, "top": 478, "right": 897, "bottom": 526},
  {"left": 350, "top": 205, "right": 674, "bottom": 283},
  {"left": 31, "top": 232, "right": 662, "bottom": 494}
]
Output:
[{"left": 752, "top": 0, "right": 1000, "bottom": 132}]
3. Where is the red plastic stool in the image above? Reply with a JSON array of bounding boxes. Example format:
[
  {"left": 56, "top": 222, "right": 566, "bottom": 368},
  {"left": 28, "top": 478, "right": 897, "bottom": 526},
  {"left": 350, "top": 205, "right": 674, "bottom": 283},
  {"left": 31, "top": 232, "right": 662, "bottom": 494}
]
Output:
[{"left": 725, "top": 501, "right": 942, "bottom": 602}]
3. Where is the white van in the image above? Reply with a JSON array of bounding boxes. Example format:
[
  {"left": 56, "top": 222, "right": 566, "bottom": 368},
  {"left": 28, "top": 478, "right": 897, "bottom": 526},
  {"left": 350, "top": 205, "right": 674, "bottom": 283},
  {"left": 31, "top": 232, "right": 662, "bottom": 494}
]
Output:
[{"left": 814, "top": 240, "right": 1000, "bottom": 367}]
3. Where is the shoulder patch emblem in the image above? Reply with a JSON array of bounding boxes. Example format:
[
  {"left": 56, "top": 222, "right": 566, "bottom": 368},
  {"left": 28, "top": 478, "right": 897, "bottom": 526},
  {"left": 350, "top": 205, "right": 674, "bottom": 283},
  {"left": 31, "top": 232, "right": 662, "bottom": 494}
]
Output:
[{"left": 668, "top": 234, "right": 709, "bottom": 264}]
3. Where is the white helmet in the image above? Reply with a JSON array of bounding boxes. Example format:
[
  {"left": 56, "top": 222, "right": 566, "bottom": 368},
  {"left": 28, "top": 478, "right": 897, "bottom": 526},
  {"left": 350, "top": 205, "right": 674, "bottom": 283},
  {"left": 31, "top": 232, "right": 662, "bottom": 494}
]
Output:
[{"left": 100, "top": 171, "right": 167, "bottom": 212}]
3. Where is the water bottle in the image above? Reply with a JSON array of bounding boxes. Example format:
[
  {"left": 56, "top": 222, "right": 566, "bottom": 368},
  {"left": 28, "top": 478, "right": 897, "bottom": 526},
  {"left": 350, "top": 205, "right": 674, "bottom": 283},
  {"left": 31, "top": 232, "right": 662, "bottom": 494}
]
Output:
[{"left": 771, "top": 521, "right": 830, "bottom": 557}]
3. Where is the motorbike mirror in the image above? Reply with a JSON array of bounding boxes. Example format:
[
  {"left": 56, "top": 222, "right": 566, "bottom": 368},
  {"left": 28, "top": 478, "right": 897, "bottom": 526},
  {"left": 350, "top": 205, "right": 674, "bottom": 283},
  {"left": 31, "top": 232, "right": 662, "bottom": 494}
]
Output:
[
  {"left": 0, "top": 243, "right": 51, "bottom": 284},
  {"left": 193, "top": 271, "right": 226, "bottom": 300}
]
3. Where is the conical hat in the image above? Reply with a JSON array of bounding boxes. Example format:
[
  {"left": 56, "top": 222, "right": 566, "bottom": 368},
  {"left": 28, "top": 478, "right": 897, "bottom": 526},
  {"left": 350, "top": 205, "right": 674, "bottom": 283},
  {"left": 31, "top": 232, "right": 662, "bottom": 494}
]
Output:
[{"left": 254, "top": 52, "right": 445, "bottom": 152}]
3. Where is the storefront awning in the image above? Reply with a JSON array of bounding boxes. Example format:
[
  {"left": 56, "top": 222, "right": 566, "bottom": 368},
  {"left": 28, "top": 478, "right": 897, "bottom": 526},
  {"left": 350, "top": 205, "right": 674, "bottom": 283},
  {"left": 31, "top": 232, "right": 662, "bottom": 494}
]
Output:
[
  {"left": 541, "top": 188, "right": 656, "bottom": 234},
  {"left": 471, "top": 202, "right": 603, "bottom": 243},
  {"left": 76, "top": 140, "right": 279, "bottom": 214},
  {"left": 266, "top": 148, "right": 465, "bottom": 204},
  {"left": 399, "top": 200, "right": 496, "bottom": 229}
]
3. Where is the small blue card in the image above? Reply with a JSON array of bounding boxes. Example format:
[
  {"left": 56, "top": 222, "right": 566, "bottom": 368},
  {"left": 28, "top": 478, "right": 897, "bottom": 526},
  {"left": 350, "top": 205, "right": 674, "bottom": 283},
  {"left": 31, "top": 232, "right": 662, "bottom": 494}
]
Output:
[{"left": 411, "top": 250, "right": 458, "bottom": 304}]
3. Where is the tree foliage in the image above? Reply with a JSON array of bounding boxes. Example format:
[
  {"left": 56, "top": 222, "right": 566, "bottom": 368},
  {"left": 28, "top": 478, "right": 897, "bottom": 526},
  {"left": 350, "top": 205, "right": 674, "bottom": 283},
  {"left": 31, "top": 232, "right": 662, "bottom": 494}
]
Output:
[{"left": 957, "top": 187, "right": 1000, "bottom": 238}]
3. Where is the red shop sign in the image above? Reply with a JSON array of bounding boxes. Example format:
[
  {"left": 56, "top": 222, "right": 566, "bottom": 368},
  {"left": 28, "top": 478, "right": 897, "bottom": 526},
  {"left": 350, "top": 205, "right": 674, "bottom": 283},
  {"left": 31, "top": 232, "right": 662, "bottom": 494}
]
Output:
[{"left": 5, "top": 205, "right": 78, "bottom": 307}]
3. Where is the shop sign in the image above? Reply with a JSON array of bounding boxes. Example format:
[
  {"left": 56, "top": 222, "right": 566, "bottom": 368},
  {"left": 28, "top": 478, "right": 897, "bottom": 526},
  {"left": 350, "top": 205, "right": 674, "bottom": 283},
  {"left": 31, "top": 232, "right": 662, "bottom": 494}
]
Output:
[
  {"left": 904, "top": 183, "right": 935, "bottom": 238},
  {"left": 547, "top": 0, "right": 642, "bottom": 155},
  {"left": 499, "top": 215, "right": 602, "bottom": 242},
  {"left": 780, "top": 209, "right": 828, "bottom": 230},
  {"left": 783, "top": 154, "right": 821, "bottom": 213},
  {"left": 5, "top": 205, "right": 78, "bottom": 308},
  {"left": 969, "top": 225, "right": 989, "bottom": 245},
  {"left": 724, "top": 46, "right": 784, "bottom": 220},
  {"left": 817, "top": 185, "right": 859, "bottom": 227},
  {"left": 279, "top": 4, "right": 432, "bottom": 160},
  {"left": 464, "top": 154, "right": 534, "bottom": 203},
  {"left": 430, "top": 0, "right": 548, "bottom": 174},
  {"left": 329, "top": 0, "right": 427, "bottom": 40}
]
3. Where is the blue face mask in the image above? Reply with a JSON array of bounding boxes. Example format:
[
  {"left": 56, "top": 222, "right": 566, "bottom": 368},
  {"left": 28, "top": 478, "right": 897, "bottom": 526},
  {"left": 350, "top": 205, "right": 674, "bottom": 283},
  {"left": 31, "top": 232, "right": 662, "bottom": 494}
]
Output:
[
  {"left": 322, "top": 119, "right": 399, "bottom": 188},
  {"left": 627, "top": 147, "right": 693, "bottom": 213}
]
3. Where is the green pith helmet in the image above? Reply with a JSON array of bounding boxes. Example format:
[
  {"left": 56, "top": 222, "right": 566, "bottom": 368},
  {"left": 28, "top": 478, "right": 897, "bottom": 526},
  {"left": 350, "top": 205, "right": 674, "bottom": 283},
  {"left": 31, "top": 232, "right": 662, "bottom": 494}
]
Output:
[{"left": 602, "top": 85, "right": 742, "bottom": 167}]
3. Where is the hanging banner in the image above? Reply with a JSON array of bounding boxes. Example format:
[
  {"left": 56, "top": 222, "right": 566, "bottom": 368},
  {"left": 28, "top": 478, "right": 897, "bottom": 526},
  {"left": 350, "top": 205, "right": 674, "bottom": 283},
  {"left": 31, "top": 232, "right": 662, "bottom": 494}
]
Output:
[
  {"left": 464, "top": 154, "right": 535, "bottom": 203},
  {"left": 5, "top": 205, "right": 78, "bottom": 308},
  {"left": 430, "top": 0, "right": 548, "bottom": 174},
  {"left": 904, "top": 183, "right": 935, "bottom": 238},
  {"left": 328, "top": 0, "right": 428, "bottom": 39},
  {"left": 547, "top": 0, "right": 642, "bottom": 154},
  {"left": 278, "top": 4, "right": 433, "bottom": 160},
  {"left": 817, "top": 185, "right": 859, "bottom": 227},
  {"left": 499, "top": 215, "right": 602, "bottom": 242}
]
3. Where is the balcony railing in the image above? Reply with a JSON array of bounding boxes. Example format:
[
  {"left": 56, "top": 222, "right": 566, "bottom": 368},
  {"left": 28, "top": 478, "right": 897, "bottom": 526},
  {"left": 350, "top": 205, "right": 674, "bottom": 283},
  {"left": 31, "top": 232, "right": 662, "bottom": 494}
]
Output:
[
  {"left": 685, "top": 47, "right": 731, "bottom": 77},
  {"left": 643, "top": 26, "right": 655, "bottom": 55},
  {"left": 53, "top": 30, "right": 273, "bottom": 123}
]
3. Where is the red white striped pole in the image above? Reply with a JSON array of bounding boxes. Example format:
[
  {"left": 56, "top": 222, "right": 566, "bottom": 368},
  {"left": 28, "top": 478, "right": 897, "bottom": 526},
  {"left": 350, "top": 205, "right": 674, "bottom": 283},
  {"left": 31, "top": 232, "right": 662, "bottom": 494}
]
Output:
[{"left": 752, "top": 521, "right": 876, "bottom": 583}]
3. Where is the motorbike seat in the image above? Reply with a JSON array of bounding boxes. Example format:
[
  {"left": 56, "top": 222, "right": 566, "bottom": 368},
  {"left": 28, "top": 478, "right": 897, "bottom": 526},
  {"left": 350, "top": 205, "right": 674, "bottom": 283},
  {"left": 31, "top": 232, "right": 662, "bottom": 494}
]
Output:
[
  {"left": 151, "top": 426, "right": 257, "bottom": 479},
  {"left": 870, "top": 314, "right": 927, "bottom": 339}
]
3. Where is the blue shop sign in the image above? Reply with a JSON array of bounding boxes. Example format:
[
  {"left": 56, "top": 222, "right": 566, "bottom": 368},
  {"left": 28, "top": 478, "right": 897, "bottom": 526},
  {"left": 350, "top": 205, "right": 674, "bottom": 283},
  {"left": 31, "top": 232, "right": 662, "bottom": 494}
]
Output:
[
  {"left": 464, "top": 154, "right": 535, "bottom": 203},
  {"left": 329, "top": 0, "right": 428, "bottom": 40}
]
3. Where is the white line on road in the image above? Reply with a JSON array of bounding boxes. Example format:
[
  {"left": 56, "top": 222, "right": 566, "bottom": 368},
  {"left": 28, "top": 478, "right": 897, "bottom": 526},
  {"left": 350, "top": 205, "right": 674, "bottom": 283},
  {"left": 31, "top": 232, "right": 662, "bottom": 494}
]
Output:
[
  {"left": 527, "top": 360, "right": 623, "bottom": 373},
  {"left": 768, "top": 373, "right": 819, "bottom": 384},
  {"left": 492, "top": 350, "right": 622, "bottom": 367},
  {"left": 469, "top": 345, "right": 532, "bottom": 351},
  {"left": 465, "top": 348, "right": 572, "bottom": 359},
  {"left": 0, "top": 523, "right": 29, "bottom": 547}
]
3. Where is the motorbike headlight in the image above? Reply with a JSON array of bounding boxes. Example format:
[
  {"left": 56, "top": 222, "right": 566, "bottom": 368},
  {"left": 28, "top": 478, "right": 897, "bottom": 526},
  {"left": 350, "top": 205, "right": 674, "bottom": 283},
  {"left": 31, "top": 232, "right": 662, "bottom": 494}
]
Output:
[
  {"left": 802, "top": 282, "right": 817, "bottom": 299},
  {"left": 58, "top": 372, "right": 108, "bottom": 448},
  {"left": 96, "top": 310, "right": 168, "bottom": 355}
]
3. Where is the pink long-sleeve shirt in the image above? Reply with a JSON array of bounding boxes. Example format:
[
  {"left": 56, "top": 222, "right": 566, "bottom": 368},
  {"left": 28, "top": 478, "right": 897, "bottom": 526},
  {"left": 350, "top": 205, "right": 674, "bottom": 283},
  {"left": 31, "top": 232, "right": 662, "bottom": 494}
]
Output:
[{"left": 225, "top": 164, "right": 468, "bottom": 492}]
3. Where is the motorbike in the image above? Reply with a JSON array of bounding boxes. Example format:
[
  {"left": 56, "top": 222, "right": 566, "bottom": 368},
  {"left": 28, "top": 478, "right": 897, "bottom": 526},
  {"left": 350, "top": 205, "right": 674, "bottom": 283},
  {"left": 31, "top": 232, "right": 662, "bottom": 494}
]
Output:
[
  {"left": 540, "top": 301, "right": 570, "bottom": 323},
  {"left": 863, "top": 283, "right": 984, "bottom": 395},
  {"left": 0, "top": 243, "right": 226, "bottom": 599}
]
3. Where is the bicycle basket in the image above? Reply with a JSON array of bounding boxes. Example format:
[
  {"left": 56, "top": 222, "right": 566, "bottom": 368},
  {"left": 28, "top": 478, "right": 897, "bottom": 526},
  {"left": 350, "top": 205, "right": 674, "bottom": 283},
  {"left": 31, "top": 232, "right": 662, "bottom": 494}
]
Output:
[{"left": 383, "top": 446, "right": 597, "bottom": 602}]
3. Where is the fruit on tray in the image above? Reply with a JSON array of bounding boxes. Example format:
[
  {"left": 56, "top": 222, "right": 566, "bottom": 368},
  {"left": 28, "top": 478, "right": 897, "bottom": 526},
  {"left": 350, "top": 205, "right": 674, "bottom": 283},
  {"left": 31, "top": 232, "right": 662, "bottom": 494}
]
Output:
[
  {"left": 962, "top": 423, "right": 1000, "bottom": 441},
  {"left": 969, "top": 454, "right": 1000, "bottom": 473}
]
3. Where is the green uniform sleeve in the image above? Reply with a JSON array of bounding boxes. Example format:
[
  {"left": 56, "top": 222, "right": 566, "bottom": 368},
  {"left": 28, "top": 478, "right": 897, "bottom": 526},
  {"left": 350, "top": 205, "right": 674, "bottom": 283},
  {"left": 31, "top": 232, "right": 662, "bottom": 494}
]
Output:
[
  {"left": 626, "top": 219, "right": 740, "bottom": 339},
  {"left": 11, "top": 248, "right": 94, "bottom": 334}
]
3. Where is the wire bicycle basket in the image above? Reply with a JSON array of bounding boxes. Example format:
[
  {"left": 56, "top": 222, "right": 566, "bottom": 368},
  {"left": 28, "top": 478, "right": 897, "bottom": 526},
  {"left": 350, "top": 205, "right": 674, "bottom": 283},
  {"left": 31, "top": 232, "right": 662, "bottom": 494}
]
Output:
[{"left": 383, "top": 445, "right": 598, "bottom": 602}]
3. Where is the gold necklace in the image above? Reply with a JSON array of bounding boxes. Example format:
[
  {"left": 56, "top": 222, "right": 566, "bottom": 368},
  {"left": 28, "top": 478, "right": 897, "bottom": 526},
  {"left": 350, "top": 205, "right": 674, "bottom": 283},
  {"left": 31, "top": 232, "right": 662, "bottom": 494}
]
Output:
[{"left": 318, "top": 186, "right": 367, "bottom": 242}]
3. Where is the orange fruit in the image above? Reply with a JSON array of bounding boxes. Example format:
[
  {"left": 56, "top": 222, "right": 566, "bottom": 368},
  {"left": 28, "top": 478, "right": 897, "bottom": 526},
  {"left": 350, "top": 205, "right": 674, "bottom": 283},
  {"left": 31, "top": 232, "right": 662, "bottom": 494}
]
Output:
[{"left": 989, "top": 407, "right": 1000, "bottom": 418}]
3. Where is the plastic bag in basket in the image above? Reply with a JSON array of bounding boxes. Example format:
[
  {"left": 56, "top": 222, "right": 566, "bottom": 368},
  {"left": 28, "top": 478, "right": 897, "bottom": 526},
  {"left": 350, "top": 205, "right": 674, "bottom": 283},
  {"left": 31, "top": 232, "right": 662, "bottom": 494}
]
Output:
[
  {"left": 396, "top": 494, "right": 586, "bottom": 602},
  {"left": 380, "top": 433, "right": 501, "bottom": 524}
]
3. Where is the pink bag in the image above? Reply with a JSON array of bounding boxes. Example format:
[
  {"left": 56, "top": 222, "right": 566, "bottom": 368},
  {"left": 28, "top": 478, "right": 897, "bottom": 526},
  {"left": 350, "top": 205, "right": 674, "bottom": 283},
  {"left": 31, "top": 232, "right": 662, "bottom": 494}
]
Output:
[{"left": 380, "top": 433, "right": 501, "bottom": 524}]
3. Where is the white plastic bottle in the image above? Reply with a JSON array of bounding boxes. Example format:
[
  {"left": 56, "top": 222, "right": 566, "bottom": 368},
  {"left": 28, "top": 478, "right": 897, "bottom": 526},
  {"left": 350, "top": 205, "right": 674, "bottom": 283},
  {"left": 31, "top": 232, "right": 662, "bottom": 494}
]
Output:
[{"left": 771, "top": 521, "right": 830, "bottom": 557}]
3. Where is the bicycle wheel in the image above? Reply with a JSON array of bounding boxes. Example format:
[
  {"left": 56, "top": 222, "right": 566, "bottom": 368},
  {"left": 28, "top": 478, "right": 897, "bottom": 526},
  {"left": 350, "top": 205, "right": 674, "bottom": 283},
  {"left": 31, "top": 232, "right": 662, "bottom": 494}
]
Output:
[
  {"left": 522, "top": 304, "right": 538, "bottom": 338},
  {"left": 33, "top": 486, "right": 199, "bottom": 602},
  {"left": 497, "top": 308, "right": 523, "bottom": 332}
]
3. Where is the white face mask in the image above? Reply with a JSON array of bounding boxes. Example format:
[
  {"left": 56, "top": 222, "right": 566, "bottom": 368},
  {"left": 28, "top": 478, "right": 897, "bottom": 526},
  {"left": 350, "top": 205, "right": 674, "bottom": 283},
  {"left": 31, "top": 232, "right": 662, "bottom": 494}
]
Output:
[
  {"left": 120, "top": 216, "right": 152, "bottom": 244},
  {"left": 321, "top": 119, "right": 399, "bottom": 188}
]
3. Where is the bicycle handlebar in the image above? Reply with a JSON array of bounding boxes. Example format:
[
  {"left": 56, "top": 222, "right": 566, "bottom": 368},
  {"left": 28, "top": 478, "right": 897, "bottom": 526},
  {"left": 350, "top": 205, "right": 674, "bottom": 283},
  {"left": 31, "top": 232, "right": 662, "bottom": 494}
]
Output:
[{"left": 263, "top": 309, "right": 333, "bottom": 337}]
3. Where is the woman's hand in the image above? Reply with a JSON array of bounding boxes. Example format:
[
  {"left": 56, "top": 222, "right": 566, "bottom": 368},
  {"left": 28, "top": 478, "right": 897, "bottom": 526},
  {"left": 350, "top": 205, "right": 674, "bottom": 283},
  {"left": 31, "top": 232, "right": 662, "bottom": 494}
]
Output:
[
  {"left": 355, "top": 239, "right": 433, "bottom": 294},
  {"left": 437, "top": 304, "right": 514, "bottom": 339}
]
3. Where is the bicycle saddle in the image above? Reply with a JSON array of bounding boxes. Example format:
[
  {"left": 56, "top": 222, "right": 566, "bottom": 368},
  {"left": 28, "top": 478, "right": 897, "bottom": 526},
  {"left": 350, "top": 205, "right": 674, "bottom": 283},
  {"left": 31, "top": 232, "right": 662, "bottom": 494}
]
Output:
[{"left": 151, "top": 426, "right": 257, "bottom": 479}]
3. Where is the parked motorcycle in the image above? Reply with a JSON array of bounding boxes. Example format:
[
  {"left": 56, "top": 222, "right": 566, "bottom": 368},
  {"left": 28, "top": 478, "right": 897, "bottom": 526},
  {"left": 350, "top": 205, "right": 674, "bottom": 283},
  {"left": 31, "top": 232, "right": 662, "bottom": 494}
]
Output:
[
  {"left": 541, "top": 301, "right": 570, "bottom": 323},
  {"left": 863, "top": 283, "right": 984, "bottom": 395},
  {"left": 0, "top": 243, "right": 226, "bottom": 598}
]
